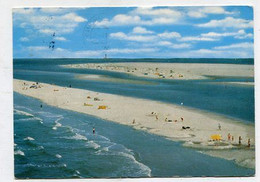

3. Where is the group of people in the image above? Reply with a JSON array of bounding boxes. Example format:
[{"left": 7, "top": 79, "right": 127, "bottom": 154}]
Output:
[
  {"left": 150, "top": 112, "right": 184, "bottom": 123},
  {"left": 227, "top": 133, "right": 251, "bottom": 147}
]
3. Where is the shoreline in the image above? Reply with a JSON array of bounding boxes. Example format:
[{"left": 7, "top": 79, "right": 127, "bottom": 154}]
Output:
[
  {"left": 62, "top": 62, "right": 254, "bottom": 81},
  {"left": 13, "top": 79, "right": 255, "bottom": 169}
]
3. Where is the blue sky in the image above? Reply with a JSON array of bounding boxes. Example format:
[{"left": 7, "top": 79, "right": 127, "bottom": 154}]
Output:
[{"left": 13, "top": 6, "right": 254, "bottom": 58}]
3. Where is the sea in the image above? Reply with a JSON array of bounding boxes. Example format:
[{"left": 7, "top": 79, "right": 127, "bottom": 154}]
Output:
[{"left": 13, "top": 58, "right": 255, "bottom": 178}]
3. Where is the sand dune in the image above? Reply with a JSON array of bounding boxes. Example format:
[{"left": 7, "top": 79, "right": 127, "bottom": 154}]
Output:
[{"left": 14, "top": 79, "right": 255, "bottom": 169}]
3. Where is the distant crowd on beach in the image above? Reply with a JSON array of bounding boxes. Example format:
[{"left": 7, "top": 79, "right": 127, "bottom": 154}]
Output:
[{"left": 132, "top": 112, "right": 252, "bottom": 148}]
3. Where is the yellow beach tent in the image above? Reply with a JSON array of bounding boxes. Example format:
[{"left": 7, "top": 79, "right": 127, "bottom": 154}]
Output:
[
  {"left": 98, "top": 105, "right": 108, "bottom": 109},
  {"left": 211, "top": 134, "right": 222, "bottom": 141},
  {"left": 84, "top": 103, "right": 93, "bottom": 106}
]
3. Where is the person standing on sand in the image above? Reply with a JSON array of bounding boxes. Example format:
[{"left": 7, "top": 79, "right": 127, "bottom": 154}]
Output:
[
  {"left": 218, "top": 123, "right": 221, "bottom": 130},
  {"left": 93, "top": 127, "right": 95, "bottom": 135},
  {"left": 248, "top": 139, "right": 250, "bottom": 147},
  {"left": 239, "top": 136, "right": 242, "bottom": 145},
  {"left": 132, "top": 119, "right": 135, "bottom": 124},
  {"left": 228, "top": 133, "right": 231, "bottom": 141},
  {"left": 232, "top": 136, "right": 234, "bottom": 141}
]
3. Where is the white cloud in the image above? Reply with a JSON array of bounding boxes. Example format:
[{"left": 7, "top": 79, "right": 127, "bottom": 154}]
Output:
[
  {"left": 75, "top": 48, "right": 158, "bottom": 57},
  {"left": 156, "top": 41, "right": 191, "bottom": 49},
  {"left": 197, "top": 17, "right": 253, "bottom": 29},
  {"left": 201, "top": 29, "right": 253, "bottom": 39},
  {"left": 13, "top": 8, "right": 87, "bottom": 35},
  {"left": 13, "top": 8, "right": 35, "bottom": 15},
  {"left": 131, "top": 7, "right": 182, "bottom": 18},
  {"left": 188, "top": 7, "right": 235, "bottom": 18},
  {"left": 93, "top": 7, "right": 183, "bottom": 27},
  {"left": 110, "top": 32, "right": 157, "bottom": 42},
  {"left": 107, "top": 48, "right": 157, "bottom": 54},
  {"left": 39, "top": 8, "right": 72, "bottom": 14},
  {"left": 93, "top": 15, "right": 141, "bottom": 27},
  {"left": 23, "top": 45, "right": 158, "bottom": 58},
  {"left": 158, "top": 31, "right": 181, "bottom": 39},
  {"left": 132, "top": 27, "right": 154, "bottom": 34},
  {"left": 27, "top": 46, "right": 49, "bottom": 51},
  {"left": 54, "top": 36, "right": 67, "bottom": 41},
  {"left": 182, "top": 48, "right": 252, "bottom": 58},
  {"left": 213, "top": 42, "right": 253, "bottom": 50},
  {"left": 180, "top": 36, "right": 218, "bottom": 42},
  {"left": 180, "top": 42, "right": 254, "bottom": 58},
  {"left": 158, "top": 41, "right": 172, "bottom": 46},
  {"left": 19, "top": 37, "right": 29, "bottom": 42},
  {"left": 170, "top": 43, "right": 191, "bottom": 49}
]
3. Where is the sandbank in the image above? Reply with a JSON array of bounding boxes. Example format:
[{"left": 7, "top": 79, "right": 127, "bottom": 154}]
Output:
[
  {"left": 14, "top": 79, "right": 255, "bottom": 169},
  {"left": 63, "top": 63, "right": 254, "bottom": 80}
]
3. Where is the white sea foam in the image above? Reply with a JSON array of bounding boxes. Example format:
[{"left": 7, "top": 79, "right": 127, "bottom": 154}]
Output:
[
  {"left": 14, "top": 150, "right": 25, "bottom": 156},
  {"left": 55, "top": 122, "right": 62, "bottom": 127},
  {"left": 37, "top": 111, "right": 63, "bottom": 118},
  {"left": 96, "top": 135, "right": 111, "bottom": 142},
  {"left": 73, "top": 133, "right": 88, "bottom": 141},
  {"left": 86, "top": 140, "right": 101, "bottom": 149},
  {"left": 18, "top": 118, "right": 35, "bottom": 121},
  {"left": 19, "top": 116, "right": 43, "bottom": 124},
  {"left": 15, "top": 109, "right": 44, "bottom": 124},
  {"left": 52, "top": 117, "right": 63, "bottom": 130},
  {"left": 102, "top": 147, "right": 109, "bottom": 152},
  {"left": 101, "top": 143, "right": 116, "bottom": 152},
  {"left": 24, "top": 136, "right": 35, "bottom": 141},
  {"left": 24, "top": 163, "right": 67, "bottom": 168},
  {"left": 62, "top": 133, "right": 88, "bottom": 141},
  {"left": 15, "top": 105, "right": 33, "bottom": 111},
  {"left": 34, "top": 116, "right": 43, "bottom": 124},
  {"left": 55, "top": 154, "right": 62, "bottom": 158},
  {"left": 117, "top": 151, "right": 151, "bottom": 177},
  {"left": 14, "top": 109, "right": 34, "bottom": 117}
]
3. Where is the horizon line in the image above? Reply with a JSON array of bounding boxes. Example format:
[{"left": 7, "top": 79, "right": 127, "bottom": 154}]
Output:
[{"left": 13, "top": 57, "right": 254, "bottom": 60}]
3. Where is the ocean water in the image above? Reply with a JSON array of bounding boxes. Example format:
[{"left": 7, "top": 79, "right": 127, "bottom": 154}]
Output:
[
  {"left": 14, "top": 93, "right": 254, "bottom": 178},
  {"left": 13, "top": 58, "right": 255, "bottom": 178}
]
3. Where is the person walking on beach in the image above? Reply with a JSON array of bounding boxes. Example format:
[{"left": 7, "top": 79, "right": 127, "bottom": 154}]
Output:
[
  {"left": 232, "top": 136, "right": 234, "bottom": 141},
  {"left": 132, "top": 119, "right": 135, "bottom": 124},
  {"left": 93, "top": 127, "right": 95, "bottom": 135},
  {"left": 218, "top": 123, "right": 221, "bottom": 130},
  {"left": 228, "top": 133, "right": 231, "bottom": 141},
  {"left": 239, "top": 136, "right": 242, "bottom": 145},
  {"left": 248, "top": 138, "right": 250, "bottom": 148}
]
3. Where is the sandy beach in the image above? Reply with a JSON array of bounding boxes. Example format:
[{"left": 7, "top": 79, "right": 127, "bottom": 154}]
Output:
[
  {"left": 63, "top": 63, "right": 254, "bottom": 81},
  {"left": 14, "top": 79, "right": 255, "bottom": 169}
]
